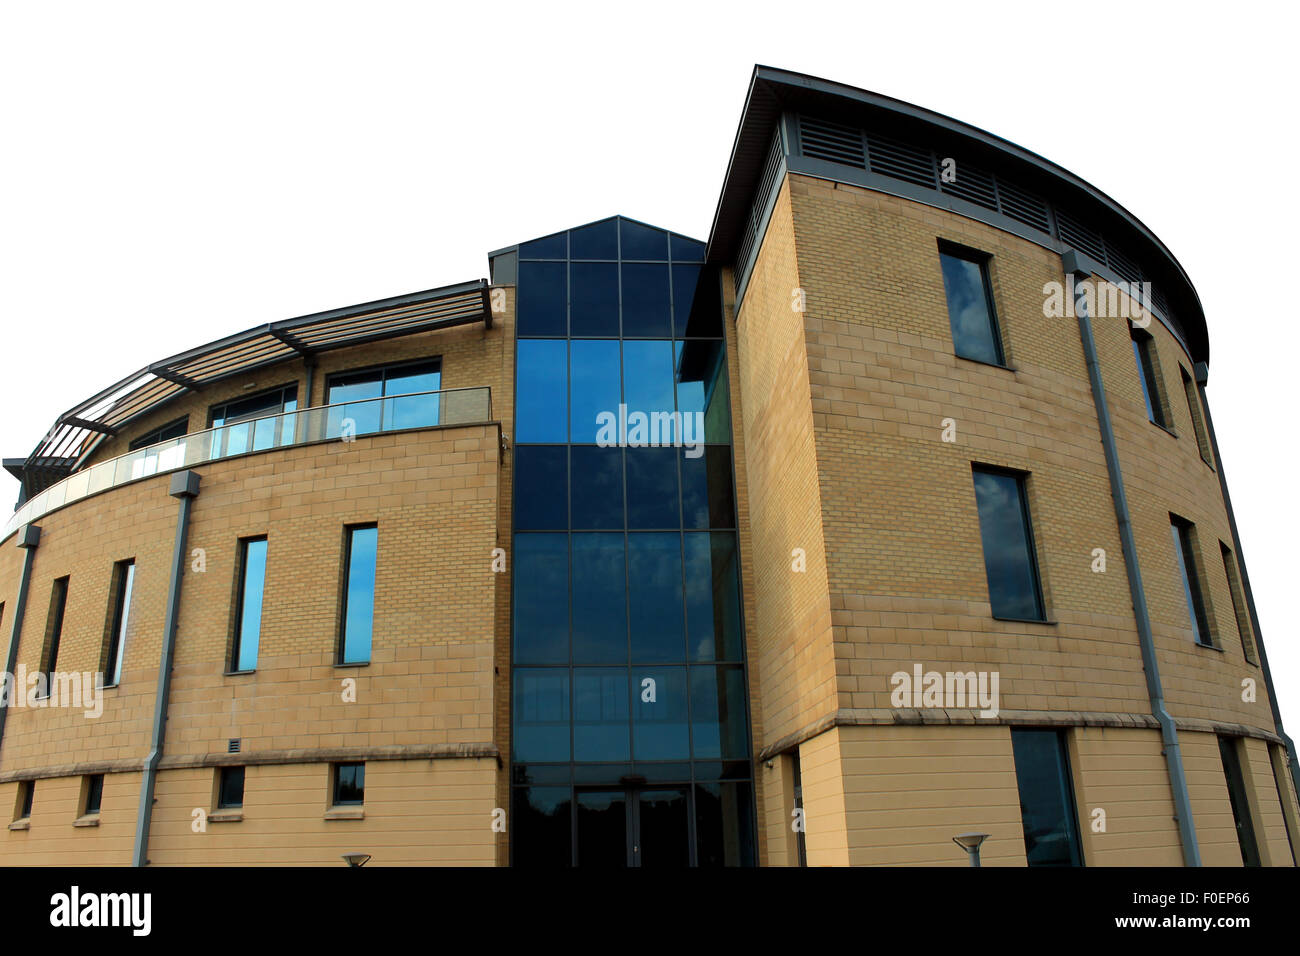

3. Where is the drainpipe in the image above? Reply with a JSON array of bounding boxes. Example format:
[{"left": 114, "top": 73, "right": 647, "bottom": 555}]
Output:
[
  {"left": 1193, "top": 363, "right": 1300, "bottom": 802},
  {"left": 0, "top": 524, "right": 41, "bottom": 757},
  {"left": 132, "top": 470, "right": 200, "bottom": 867},
  {"left": 1064, "top": 251, "right": 1201, "bottom": 866}
]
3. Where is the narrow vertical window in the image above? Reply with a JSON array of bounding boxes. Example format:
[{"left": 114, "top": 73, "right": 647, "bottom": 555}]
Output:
[
  {"left": 15, "top": 780, "right": 34, "bottom": 821},
  {"left": 82, "top": 774, "right": 103, "bottom": 816},
  {"left": 103, "top": 560, "right": 135, "bottom": 687},
  {"left": 1011, "top": 729, "right": 1084, "bottom": 867},
  {"left": 339, "top": 525, "right": 378, "bottom": 664},
  {"left": 38, "top": 577, "right": 70, "bottom": 698},
  {"left": 1170, "top": 516, "right": 1213, "bottom": 647},
  {"left": 332, "top": 763, "right": 365, "bottom": 806},
  {"left": 971, "top": 467, "right": 1045, "bottom": 621},
  {"left": 939, "top": 245, "right": 1004, "bottom": 366},
  {"left": 1180, "top": 367, "right": 1214, "bottom": 465},
  {"left": 1131, "top": 326, "right": 1169, "bottom": 428},
  {"left": 218, "top": 767, "right": 245, "bottom": 809},
  {"left": 1220, "top": 543, "right": 1257, "bottom": 664},
  {"left": 231, "top": 537, "right": 268, "bottom": 672},
  {"left": 1218, "top": 736, "right": 1261, "bottom": 867}
]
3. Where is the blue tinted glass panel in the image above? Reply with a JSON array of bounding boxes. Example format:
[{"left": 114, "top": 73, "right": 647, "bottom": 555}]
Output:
[
  {"left": 385, "top": 362, "right": 441, "bottom": 429},
  {"left": 1011, "top": 729, "right": 1083, "bottom": 867},
  {"left": 570, "top": 445, "right": 623, "bottom": 530},
  {"left": 632, "top": 666, "right": 689, "bottom": 760},
  {"left": 674, "top": 264, "right": 722, "bottom": 338},
  {"left": 519, "top": 231, "right": 567, "bottom": 259},
  {"left": 675, "top": 340, "right": 730, "bottom": 443},
  {"left": 623, "top": 340, "right": 675, "bottom": 423},
  {"left": 570, "top": 263, "right": 619, "bottom": 337},
  {"left": 972, "top": 469, "right": 1044, "bottom": 620},
  {"left": 514, "top": 669, "right": 570, "bottom": 762},
  {"left": 513, "top": 533, "right": 569, "bottom": 664},
  {"left": 689, "top": 665, "right": 749, "bottom": 759},
  {"left": 569, "top": 219, "right": 618, "bottom": 260},
  {"left": 235, "top": 538, "right": 267, "bottom": 671},
  {"left": 341, "top": 526, "right": 377, "bottom": 663},
  {"left": 670, "top": 234, "right": 706, "bottom": 261},
  {"left": 570, "top": 339, "right": 621, "bottom": 442},
  {"left": 695, "top": 781, "right": 756, "bottom": 866},
  {"left": 684, "top": 532, "right": 743, "bottom": 662},
  {"left": 572, "top": 533, "right": 627, "bottom": 664},
  {"left": 620, "top": 219, "right": 668, "bottom": 260},
  {"left": 940, "top": 251, "right": 1003, "bottom": 365},
  {"left": 621, "top": 263, "right": 672, "bottom": 338},
  {"left": 680, "top": 446, "right": 734, "bottom": 529},
  {"left": 511, "top": 786, "right": 572, "bottom": 867},
  {"left": 628, "top": 532, "right": 685, "bottom": 662},
  {"left": 517, "top": 262, "right": 567, "bottom": 337},
  {"left": 574, "top": 668, "right": 631, "bottom": 761},
  {"left": 625, "top": 447, "right": 679, "bottom": 529},
  {"left": 514, "top": 446, "right": 567, "bottom": 530},
  {"left": 517, "top": 340, "right": 568, "bottom": 442}
]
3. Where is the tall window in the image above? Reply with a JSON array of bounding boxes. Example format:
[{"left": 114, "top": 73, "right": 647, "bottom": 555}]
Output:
[
  {"left": 1220, "top": 543, "right": 1257, "bottom": 664},
  {"left": 38, "top": 577, "right": 70, "bottom": 698},
  {"left": 82, "top": 774, "right": 104, "bottom": 816},
  {"left": 217, "top": 767, "right": 245, "bottom": 809},
  {"left": 971, "top": 467, "right": 1046, "bottom": 621},
  {"left": 1180, "top": 367, "right": 1214, "bottom": 465},
  {"left": 1170, "top": 515, "right": 1213, "bottom": 647},
  {"left": 339, "top": 525, "right": 378, "bottom": 664},
  {"left": 1131, "top": 327, "right": 1169, "bottom": 428},
  {"left": 102, "top": 560, "right": 135, "bottom": 687},
  {"left": 939, "top": 244, "right": 1004, "bottom": 366},
  {"left": 231, "top": 538, "right": 268, "bottom": 672},
  {"left": 1011, "top": 729, "right": 1084, "bottom": 867},
  {"left": 326, "top": 358, "right": 441, "bottom": 437},
  {"left": 332, "top": 763, "right": 365, "bottom": 806},
  {"left": 208, "top": 384, "right": 298, "bottom": 457},
  {"left": 15, "top": 780, "right": 34, "bottom": 821},
  {"left": 1218, "top": 736, "right": 1261, "bottom": 867}
]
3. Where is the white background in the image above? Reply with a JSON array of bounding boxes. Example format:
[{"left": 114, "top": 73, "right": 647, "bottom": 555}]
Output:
[{"left": 1, "top": 2, "right": 1297, "bottom": 728}]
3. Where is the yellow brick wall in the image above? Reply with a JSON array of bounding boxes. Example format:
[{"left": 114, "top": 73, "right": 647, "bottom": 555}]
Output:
[{"left": 1070, "top": 726, "right": 1182, "bottom": 865}]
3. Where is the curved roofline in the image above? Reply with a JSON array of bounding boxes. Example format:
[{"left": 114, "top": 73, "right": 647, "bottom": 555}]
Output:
[{"left": 705, "top": 65, "right": 1209, "bottom": 364}]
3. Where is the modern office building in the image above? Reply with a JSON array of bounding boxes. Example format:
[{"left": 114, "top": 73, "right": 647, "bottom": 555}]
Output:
[{"left": 1, "top": 66, "right": 1296, "bottom": 866}]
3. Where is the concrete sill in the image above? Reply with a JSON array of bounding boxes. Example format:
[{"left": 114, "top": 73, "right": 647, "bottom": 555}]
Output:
[
  {"left": 992, "top": 616, "right": 1057, "bottom": 626},
  {"left": 1194, "top": 641, "right": 1225, "bottom": 654},
  {"left": 8, "top": 820, "right": 29, "bottom": 831},
  {"left": 324, "top": 807, "right": 365, "bottom": 821},
  {"left": 956, "top": 355, "right": 1016, "bottom": 373},
  {"left": 223, "top": 669, "right": 256, "bottom": 677},
  {"left": 209, "top": 810, "right": 243, "bottom": 823},
  {"left": 72, "top": 815, "right": 100, "bottom": 828},
  {"left": 334, "top": 661, "right": 370, "bottom": 669},
  {"left": 1150, "top": 421, "right": 1178, "bottom": 439}
]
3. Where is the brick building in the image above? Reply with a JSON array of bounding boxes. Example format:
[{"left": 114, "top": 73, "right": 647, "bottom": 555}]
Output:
[{"left": 1, "top": 66, "right": 1296, "bottom": 866}]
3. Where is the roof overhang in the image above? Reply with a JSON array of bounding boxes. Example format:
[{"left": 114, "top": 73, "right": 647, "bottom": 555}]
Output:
[{"left": 705, "top": 66, "right": 1210, "bottom": 365}]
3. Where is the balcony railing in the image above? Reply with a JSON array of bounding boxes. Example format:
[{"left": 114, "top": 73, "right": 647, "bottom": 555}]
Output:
[{"left": 3, "top": 386, "right": 492, "bottom": 541}]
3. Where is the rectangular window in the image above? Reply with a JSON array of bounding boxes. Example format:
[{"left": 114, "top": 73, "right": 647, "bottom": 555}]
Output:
[
  {"left": 939, "top": 245, "right": 1005, "bottom": 366},
  {"left": 15, "top": 780, "right": 34, "bottom": 821},
  {"left": 38, "top": 577, "right": 70, "bottom": 699},
  {"left": 231, "top": 537, "right": 268, "bottom": 672},
  {"left": 218, "top": 767, "right": 245, "bottom": 809},
  {"left": 332, "top": 763, "right": 365, "bottom": 806},
  {"left": 82, "top": 774, "right": 103, "bottom": 816},
  {"left": 339, "top": 525, "right": 378, "bottom": 664},
  {"left": 102, "top": 560, "right": 135, "bottom": 687},
  {"left": 1170, "top": 516, "right": 1214, "bottom": 647},
  {"left": 128, "top": 416, "right": 189, "bottom": 451},
  {"left": 208, "top": 383, "right": 298, "bottom": 457},
  {"left": 1220, "top": 543, "right": 1257, "bottom": 664},
  {"left": 1131, "top": 327, "right": 1169, "bottom": 428},
  {"left": 1180, "top": 367, "right": 1214, "bottom": 465},
  {"left": 971, "top": 467, "right": 1046, "bottom": 621},
  {"left": 1011, "top": 729, "right": 1084, "bottom": 867},
  {"left": 1218, "top": 736, "right": 1261, "bottom": 867},
  {"left": 325, "top": 358, "right": 441, "bottom": 436}
]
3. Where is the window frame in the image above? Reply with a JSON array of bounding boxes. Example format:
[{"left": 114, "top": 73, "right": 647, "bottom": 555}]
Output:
[
  {"left": 1217, "top": 735, "right": 1262, "bottom": 867},
  {"left": 206, "top": 382, "right": 300, "bottom": 429},
  {"left": 971, "top": 465, "right": 1047, "bottom": 623},
  {"left": 331, "top": 762, "right": 365, "bottom": 807},
  {"left": 101, "top": 559, "right": 135, "bottom": 688},
  {"left": 15, "top": 780, "right": 34, "bottom": 821},
  {"left": 1170, "top": 514, "right": 1215, "bottom": 648},
  {"left": 937, "top": 241, "right": 1007, "bottom": 368},
  {"left": 1219, "top": 542, "right": 1257, "bottom": 664},
  {"left": 337, "top": 524, "right": 379, "bottom": 665},
  {"left": 81, "top": 774, "right": 104, "bottom": 817},
  {"left": 229, "top": 536, "right": 269, "bottom": 673},
  {"left": 37, "top": 577, "right": 70, "bottom": 699},
  {"left": 1130, "top": 325, "right": 1170, "bottom": 429},
  {"left": 1010, "top": 728, "right": 1085, "bottom": 867},
  {"left": 217, "top": 766, "right": 246, "bottom": 810},
  {"left": 1180, "top": 366, "right": 1214, "bottom": 466},
  {"left": 128, "top": 415, "right": 189, "bottom": 452}
]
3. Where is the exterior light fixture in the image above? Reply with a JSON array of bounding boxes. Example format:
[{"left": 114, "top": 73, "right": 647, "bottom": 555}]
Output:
[{"left": 952, "top": 832, "right": 989, "bottom": 867}]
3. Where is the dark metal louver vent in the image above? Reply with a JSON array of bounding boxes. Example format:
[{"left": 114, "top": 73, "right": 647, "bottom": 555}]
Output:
[
  {"left": 1055, "top": 210, "right": 1107, "bottom": 263},
  {"left": 995, "top": 179, "right": 1052, "bottom": 234},
  {"left": 1151, "top": 284, "right": 1170, "bottom": 317},
  {"left": 866, "top": 134, "right": 935, "bottom": 188},
  {"left": 940, "top": 161, "right": 998, "bottom": 212},
  {"left": 798, "top": 116, "right": 866, "bottom": 168},
  {"left": 228, "top": 738, "right": 240, "bottom": 754},
  {"left": 1104, "top": 242, "right": 1143, "bottom": 288},
  {"left": 735, "top": 130, "right": 787, "bottom": 296}
]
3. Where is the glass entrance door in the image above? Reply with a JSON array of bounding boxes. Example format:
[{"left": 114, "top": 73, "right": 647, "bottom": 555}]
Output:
[{"left": 575, "top": 787, "right": 690, "bottom": 867}]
